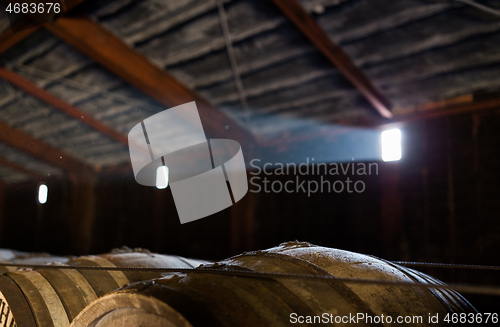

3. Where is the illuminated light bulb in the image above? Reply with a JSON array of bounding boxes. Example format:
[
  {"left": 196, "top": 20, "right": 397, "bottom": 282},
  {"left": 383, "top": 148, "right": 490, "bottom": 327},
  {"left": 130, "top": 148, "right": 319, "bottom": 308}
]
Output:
[
  {"left": 156, "top": 166, "right": 169, "bottom": 189},
  {"left": 38, "top": 184, "right": 48, "bottom": 204}
]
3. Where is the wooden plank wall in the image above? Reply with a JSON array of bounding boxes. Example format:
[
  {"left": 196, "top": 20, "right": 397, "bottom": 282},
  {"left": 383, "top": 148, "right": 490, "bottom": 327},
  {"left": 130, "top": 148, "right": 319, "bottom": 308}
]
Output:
[{"left": 3, "top": 180, "right": 73, "bottom": 253}]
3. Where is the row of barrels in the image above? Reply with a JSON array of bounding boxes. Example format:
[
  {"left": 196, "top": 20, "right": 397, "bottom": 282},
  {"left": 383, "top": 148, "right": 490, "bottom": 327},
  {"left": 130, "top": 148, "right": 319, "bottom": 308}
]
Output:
[
  {"left": 0, "top": 248, "right": 209, "bottom": 327},
  {"left": 0, "top": 243, "right": 478, "bottom": 326},
  {"left": 70, "top": 242, "right": 478, "bottom": 327}
]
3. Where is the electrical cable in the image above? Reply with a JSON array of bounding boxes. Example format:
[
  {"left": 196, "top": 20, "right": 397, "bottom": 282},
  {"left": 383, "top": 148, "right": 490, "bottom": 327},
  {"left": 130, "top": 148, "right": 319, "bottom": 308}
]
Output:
[{"left": 216, "top": 0, "right": 252, "bottom": 123}]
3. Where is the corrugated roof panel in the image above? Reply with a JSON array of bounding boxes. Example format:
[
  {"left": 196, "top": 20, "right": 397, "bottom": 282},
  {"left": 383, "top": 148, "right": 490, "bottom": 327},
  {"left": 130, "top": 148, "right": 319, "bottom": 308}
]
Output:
[
  {"left": 200, "top": 54, "right": 346, "bottom": 104},
  {"left": 0, "top": 92, "right": 129, "bottom": 168},
  {"left": 96, "top": 0, "right": 203, "bottom": 41},
  {"left": 0, "top": 0, "right": 499, "bottom": 182},
  {"left": 0, "top": 143, "right": 62, "bottom": 177},
  {"left": 0, "top": 166, "right": 30, "bottom": 183},
  {"left": 168, "top": 23, "right": 314, "bottom": 89}
]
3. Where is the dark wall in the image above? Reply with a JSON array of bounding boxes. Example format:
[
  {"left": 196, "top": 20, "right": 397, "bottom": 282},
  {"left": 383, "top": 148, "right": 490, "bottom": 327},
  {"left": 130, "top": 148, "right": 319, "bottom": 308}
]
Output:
[
  {"left": 2, "top": 179, "right": 73, "bottom": 254},
  {"left": 246, "top": 167, "right": 381, "bottom": 255},
  {"left": 90, "top": 175, "right": 234, "bottom": 260},
  {"left": 397, "top": 115, "right": 496, "bottom": 264},
  {"left": 393, "top": 110, "right": 500, "bottom": 313},
  {"left": 1, "top": 110, "right": 499, "bottom": 262}
]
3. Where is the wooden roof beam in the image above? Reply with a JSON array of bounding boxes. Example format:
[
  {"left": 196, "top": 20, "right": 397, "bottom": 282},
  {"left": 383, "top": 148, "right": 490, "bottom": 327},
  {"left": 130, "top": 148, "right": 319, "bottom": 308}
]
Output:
[
  {"left": 0, "top": 66, "right": 129, "bottom": 146},
  {"left": 271, "top": 0, "right": 393, "bottom": 119},
  {"left": 0, "top": 120, "right": 93, "bottom": 173},
  {"left": 44, "top": 15, "right": 255, "bottom": 147}
]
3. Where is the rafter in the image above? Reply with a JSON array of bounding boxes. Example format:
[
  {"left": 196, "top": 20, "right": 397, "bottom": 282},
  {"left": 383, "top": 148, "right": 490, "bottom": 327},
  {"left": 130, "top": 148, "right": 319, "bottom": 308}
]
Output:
[
  {"left": 0, "top": 120, "right": 92, "bottom": 173},
  {"left": 0, "top": 156, "right": 43, "bottom": 180},
  {"left": 271, "top": 0, "right": 393, "bottom": 119},
  {"left": 0, "top": 66, "right": 129, "bottom": 146},
  {"left": 44, "top": 15, "right": 255, "bottom": 147}
]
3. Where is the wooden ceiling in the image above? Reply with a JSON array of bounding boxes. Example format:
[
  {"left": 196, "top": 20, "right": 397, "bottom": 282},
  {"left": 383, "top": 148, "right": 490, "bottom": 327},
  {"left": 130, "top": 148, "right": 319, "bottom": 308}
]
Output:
[{"left": 0, "top": 0, "right": 499, "bottom": 183}]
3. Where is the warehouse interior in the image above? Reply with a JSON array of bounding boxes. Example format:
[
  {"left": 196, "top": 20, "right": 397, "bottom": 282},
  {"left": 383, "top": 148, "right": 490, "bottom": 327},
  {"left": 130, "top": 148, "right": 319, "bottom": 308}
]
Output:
[{"left": 0, "top": 0, "right": 499, "bottom": 323}]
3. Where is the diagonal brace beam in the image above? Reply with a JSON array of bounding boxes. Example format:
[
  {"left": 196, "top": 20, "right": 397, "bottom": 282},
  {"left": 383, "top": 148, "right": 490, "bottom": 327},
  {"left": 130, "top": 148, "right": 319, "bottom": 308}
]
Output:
[
  {"left": 0, "top": 66, "right": 129, "bottom": 146},
  {"left": 271, "top": 0, "right": 393, "bottom": 118},
  {"left": 0, "top": 119, "right": 92, "bottom": 173}
]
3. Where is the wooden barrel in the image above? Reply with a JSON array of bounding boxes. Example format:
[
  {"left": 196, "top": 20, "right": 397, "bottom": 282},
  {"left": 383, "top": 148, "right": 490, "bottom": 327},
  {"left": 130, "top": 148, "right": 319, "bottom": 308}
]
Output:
[
  {"left": 0, "top": 250, "right": 210, "bottom": 327},
  {"left": 70, "top": 242, "right": 477, "bottom": 327},
  {"left": 0, "top": 251, "right": 72, "bottom": 327}
]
